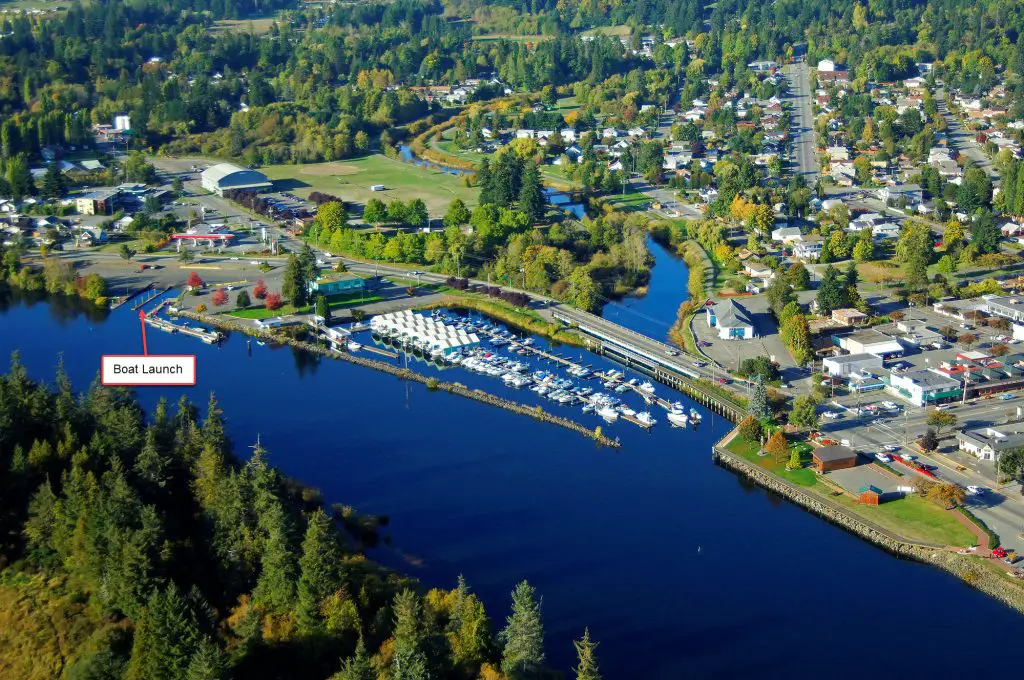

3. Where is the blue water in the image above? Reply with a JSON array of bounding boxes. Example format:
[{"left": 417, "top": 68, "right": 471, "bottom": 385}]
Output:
[
  {"left": 601, "top": 236, "right": 685, "bottom": 342},
  {"left": 398, "top": 144, "right": 471, "bottom": 175},
  {"left": 3, "top": 285, "right": 1024, "bottom": 678}
]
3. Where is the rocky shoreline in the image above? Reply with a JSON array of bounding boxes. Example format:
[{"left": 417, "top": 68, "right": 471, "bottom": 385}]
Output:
[
  {"left": 713, "top": 434, "right": 1024, "bottom": 614},
  {"left": 174, "top": 310, "right": 620, "bottom": 448}
]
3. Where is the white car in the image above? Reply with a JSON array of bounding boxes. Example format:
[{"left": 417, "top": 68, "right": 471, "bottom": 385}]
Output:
[
  {"left": 966, "top": 485, "right": 982, "bottom": 495},
  {"left": 250, "top": 260, "right": 260, "bottom": 265},
  {"left": 875, "top": 453, "right": 892, "bottom": 463},
  {"left": 822, "top": 411, "right": 839, "bottom": 419},
  {"left": 899, "top": 453, "right": 916, "bottom": 462}
]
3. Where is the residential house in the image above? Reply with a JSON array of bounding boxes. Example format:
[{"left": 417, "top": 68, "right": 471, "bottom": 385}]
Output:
[
  {"left": 956, "top": 424, "right": 1024, "bottom": 462},
  {"left": 793, "top": 234, "right": 824, "bottom": 260},
  {"left": 705, "top": 299, "right": 756, "bottom": 340}
]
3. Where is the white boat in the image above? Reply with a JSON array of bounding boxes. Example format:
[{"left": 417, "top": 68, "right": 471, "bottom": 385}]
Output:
[
  {"left": 636, "top": 411, "right": 656, "bottom": 427},
  {"left": 347, "top": 341, "right": 362, "bottom": 351},
  {"left": 667, "top": 409, "right": 689, "bottom": 427},
  {"left": 689, "top": 408, "right": 702, "bottom": 423},
  {"left": 582, "top": 403, "right": 595, "bottom": 414},
  {"left": 598, "top": 406, "right": 619, "bottom": 422},
  {"left": 619, "top": 406, "right": 636, "bottom": 417},
  {"left": 639, "top": 381, "right": 656, "bottom": 394}
]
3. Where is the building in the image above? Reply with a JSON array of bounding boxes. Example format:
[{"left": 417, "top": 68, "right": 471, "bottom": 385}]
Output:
[
  {"left": 200, "top": 163, "right": 272, "bottom": 196},
  {"left": 812, "top": 445, "right": 858, "bottom": 473},
  {"left": 956, "top": 424, "right": 1024, "bottom": 462},
  {"left": 771, "top": 226, "right": 803, "bottom": 243},
  {"left": 877, "top": 184, "right": 923, "bottom": 207},
  {"left": 834, "top": 329, "right": 904, "bottom": 358},
  {"left": 832, "top": 308, "right": 867, "bottom": 326},
  {"left": 705, "top": 299, "right": 755, "bottom": 340},
  {"left": 823, "top": 353, "right": 884, "bottom": 377},
  {"left": 75, "top": 188, "right": 121, "bottom": 216},
  {"left": 848, "top": 371, "right": 886, "bottom": 393},
  {"left": 309, "top": 272, "right": 365, "bottom": 296},
  {"left": 793, "top": 234, "right": 823, "bottom": 260},
  {"left": 817, "top": 59, "right": 837, "bottom": 72},
  {"left": 985, "top": 296, "right": 1024, "bottom": 324},
  {"left": 858, "top": 485, "right": 883, "bottom": 505},
  {"left": 886, "top": 369, "right": 961, "bottom": 407}
]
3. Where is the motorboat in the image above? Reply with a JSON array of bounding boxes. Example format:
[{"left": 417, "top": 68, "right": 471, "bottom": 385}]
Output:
[
  {"left": 582, "top": 403, "right": 596, "bottom": 414},
  {"left": 667, "top": 409, "right": 689, "bottom": 427},
  {"left": 619, "top": 406, "right": 636, "bottom": 417},
  {"left": 614, "top": 384, "right": 630, "bottom": 393},
  {"left": 639, "top": 381, "right": 656, "bottom": 394},
  {"left": 598, "top": 406, "right": 619, "bottom": 422},
  {"left": 636, "top": 411, "right": 656, "bottom": 427},
  {"left": 347, "top": 341, "right": 362, "bottom": 351},
  {"left": 689, "top": 408, "right": 702, "bottom": 423}
]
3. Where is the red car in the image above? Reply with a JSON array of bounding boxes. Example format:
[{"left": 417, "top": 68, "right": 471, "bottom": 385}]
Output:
[
  {"left": 993, "top": 547, "right": 1008, "bottom": 558},
  {"left": 718, "top": 377, "right": 729, "bottom": 384}
]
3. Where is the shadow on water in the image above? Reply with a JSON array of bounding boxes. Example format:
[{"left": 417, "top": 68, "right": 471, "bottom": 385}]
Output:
[{"left": 0, "top": 284, "right": 111, "bottom": 325}]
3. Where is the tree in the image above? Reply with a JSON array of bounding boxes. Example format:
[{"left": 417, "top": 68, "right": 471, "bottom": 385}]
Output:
[
  {"left": 787, "top": 448, "right": 802, "bottom": 469},
  {"left": 573, "top": 628, "right": 602, "bottom": 680},
  {"left": 296, "top": 509, "right": 343, "bottom": 634},
  {"left": 172, "top": 176, "right": 185, "bottom": 195},
  {"left": 314, "top": 295, "right": 332, "bottom": 324},
  {"left": 253, "top": 279, "right": 267, "bottom": 300},
  {"left": 187, "top": 272, "right": 204, "bottom": 289},
  {"left": 265, "top": 292, "right": 282, "bottom": 310},
  {"left": 282, "top": 254, "right": 309, "bottom": 307},
  {"left": 7, "top": 154, "right": 33, "bottom": 199},
  {"left": 784, "top": 262, "right": 811, "bottom": 290},
  {"left": 748, "top": 379, "right": 770, "bottom": 420},
  {"left": 41, "top": 163, "right": 66, "bottom": 199},
  {"left": 765, "top": 430, "right": 789, "bottom": 462},
  {"left": 998, "top": 447, "right": 1024, "bottom": 483},
  {"left": 211, "top": 288, "right": 228, "bottom": 306},
  {"left": 120, "top": 243, "right": 136, "bottom": 260},
  {"left": 790, "top": 395, "right": 819, "bottom": 430},
  {"left": 919, "top": 428, "right": 939, "bottom": 452},
  {"left": 738, "top": 356, "right": 779, "bottom": 382},
  {"left": 500, "top": 581, "right": 544, "bottom": 680},
  {"left": 444, "top": 198, "right": 470, "bottom": 228},
  {"left": 816, "top": 265, "right": 844, "bottom": 315},
  {"left": 567, "top": 268, "right": 599, "bottom": 312},
  {"left": 336, "top": 637, "right": 374, "bottom": 680},
  {"left": 518, "top": 161, "right": 544, "bottom": 223},
  {"left": 406, "top": 198, "right": 428, "bottom": 227},
  {"left": 124, "top": 151, "right": 156, "bottom": 184},
  {"left": 970, "top": 210, "right": 1000, "bottom": 254},
  {"left": 363, "top": 198, "right": 386, "bottom": 225},
  {"left": 990, "top": 343, "right": 1010, "bottom": 357},
  {"left": 765, "top": 276, "right": 795, "bottom": 318},
  {"left": 926, "top": 409, "right": 957, "bottom": 435},
  {"left": 956, "top": 333, "right": 978, "bottom": 349},
  {"left": 923, "top": 481, "right": 966, "bottom": 509},
  {"left": 317, "top": 201, "right": 348, "bottom": 232},
  {"left": 738, "top": 416, "right": 762, "bottom": 442},
  {"left": 235, "top": 290, "right": 251, "bottom": 308}
]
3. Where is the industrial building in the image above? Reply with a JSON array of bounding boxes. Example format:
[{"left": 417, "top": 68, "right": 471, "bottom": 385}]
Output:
[
  {"left": 833, "top": 329, "right": 904, "bottom": 359},
  {"left": 200, "top": 163, "right": 273, "bottom": 196},
  {"left": 822, "top": 353, "right": 883, "bottom": 377}
]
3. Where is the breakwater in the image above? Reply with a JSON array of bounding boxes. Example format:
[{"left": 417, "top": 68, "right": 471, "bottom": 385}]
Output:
[
  {"left": 712, "top": 429, "right": 1024, "bottom": 614},
  {"left": 174, "top": 310, "right": 620, "bottom": 448}
]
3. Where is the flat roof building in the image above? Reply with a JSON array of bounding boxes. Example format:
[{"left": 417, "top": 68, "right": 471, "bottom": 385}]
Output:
[
  {"left": 309, "top": 272, "right": 365, "bottom": 296},
  {"left": 886, "top": 369, "right": 961, "bottom": 407},
  {"left": 823, "top": 353, "right": 884, "bottom": 377},
  {"left": 834, "top": 329, "right": 904, "bottom": 359},
  {"left": 200, "top": 163, "right": 273, "bottom": 197},
  {"left": 985, "top": 296, "right": 1024, "bottom": 324}
]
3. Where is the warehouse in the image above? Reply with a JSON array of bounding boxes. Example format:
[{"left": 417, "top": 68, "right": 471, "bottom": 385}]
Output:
[
  {"left": 200, "top": 163, "right": 273, "bottom": 196},
  {"left": 822, "top": 353, "right": 883, "bottom": 377},
  {"left": 833, "top": 329, "right": 904, "bottom": 359}
]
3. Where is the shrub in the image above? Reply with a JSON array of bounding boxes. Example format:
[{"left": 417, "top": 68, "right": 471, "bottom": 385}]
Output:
[{"left": 195, "top": 303, "right": 207, "bottom": 313}]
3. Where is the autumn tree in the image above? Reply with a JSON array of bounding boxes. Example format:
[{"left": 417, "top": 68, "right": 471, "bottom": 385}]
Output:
[
  {"left": 738, "top": 415, "right": 762, "bottom": 442},
  {"left": 765, "top": 430, "right": 789, "bottom": 463},
  {"left": 187, "top": 271, "right": 204, "bottom": 289},
  {"left": 253, "top": 279, "right": 267, "bottom": 300},
  {"left": 211, "top": 288, "right": 228, "bottom": 306},
  {"left": 926, "top": 409, "right": 957, "bottom": 435},
  {"left": 265, "top": 292, "right": 282, "bottom": 310}
]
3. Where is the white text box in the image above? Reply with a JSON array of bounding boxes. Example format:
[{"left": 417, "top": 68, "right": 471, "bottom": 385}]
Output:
[{"left": 102, "top": 355, "right": 197, "bottom": 386}]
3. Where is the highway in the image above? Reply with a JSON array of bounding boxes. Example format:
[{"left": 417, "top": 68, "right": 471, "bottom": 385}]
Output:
[{"left": 785, "top": 61, "right": 819, "bottom": 185}]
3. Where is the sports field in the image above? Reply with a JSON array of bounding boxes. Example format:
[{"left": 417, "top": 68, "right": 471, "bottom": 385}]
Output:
[{"left": 260, "top": 154, "right": 479, "bottom": 214}]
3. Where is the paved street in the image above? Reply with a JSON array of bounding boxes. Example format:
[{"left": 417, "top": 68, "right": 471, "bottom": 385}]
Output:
[
  {"left": 937, "top": 88, "right": 999, "bottom": 181},
  {"left": 785, "top": 61, "right": 818, "bottom": 185}
]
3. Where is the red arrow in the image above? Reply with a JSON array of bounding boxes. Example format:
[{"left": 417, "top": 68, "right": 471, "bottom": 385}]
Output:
[{"left": 139, "top": 309, "right": 149, "bottom": 355}]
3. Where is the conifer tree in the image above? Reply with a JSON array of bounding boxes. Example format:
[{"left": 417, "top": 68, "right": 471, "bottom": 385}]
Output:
[
  {"left": 748, "top": 378, "right": 770, "bottom": 421},
  {"left": 500, "top": 580, "right": 544, "bottom": 679},
  {"left": 573, "top": 628, "right": 602, "bottom": 680},
  {"left": 296, "top": 509, "right": 343, "bottom": 634},
  {"left": 518, "top": 161, "right": 544, "bottom": 223},
  {"left": 336, "top": 637, "right": 374, "bottom": 680}
]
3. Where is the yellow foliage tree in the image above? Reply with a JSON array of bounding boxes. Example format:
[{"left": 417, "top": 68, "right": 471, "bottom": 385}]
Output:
[{"left": 765, "top": 431, "right": 789, "bottom": 462}]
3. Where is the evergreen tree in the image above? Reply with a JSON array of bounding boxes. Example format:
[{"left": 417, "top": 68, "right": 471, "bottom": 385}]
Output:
[
  {"left": 477, "top": 159, "right": 495, "bottom": 205},
  {"left": 127, "top": 584, "right": 202, "bottom": 680},
  {"left": 315, "top": 294, "right": 331, "bottom": 323},
  {"left": 336, "top": 637, "right": 374, "bottom": 680},
  {"left": 251, "top": 500, "right": 298, "bottom": 614},
  {"left": 7, "top": 154, "right": 33, "bottom": 200},
  {"left": 296, "top": 509, "right": 343, "bottom": 634},
  {"left": 518, "top": 161, "right": 544, "bottom": 223},
  {"left": 392, "top": 589, "right": 431, "bottom": 680},
  {"left": 185, "top": 638, "right": 228, "bottom": 680},
  {"left": 41, "top": 162, "right": 66, "bottom": 199},
  {"left": 281, "top": 254, "right": 309, "bottom": 307},
  {"left": 748, "top": 378, "right": 770, "bottom": 420},
  {"left": 573, "top": 628, "right": 602, "bottom": 680},
  {"left": 500, "top": 581, "right": 544, "bottom": 680},
  {"left": 815, "top": 265, "right": 843, "bottom": 315},
  {"left": 971, "top": 210, "right": 1000, "bottom": 254}
]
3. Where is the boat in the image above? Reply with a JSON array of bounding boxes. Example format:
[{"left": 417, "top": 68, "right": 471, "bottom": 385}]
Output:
[
  {"left": 347, "top": 341, "right": 362, "bottom": 351},
  {"left": 614, "top": 384, "right": 630, "bottom": 393},
  {"left": 689, "top": 408, "right": 702, "bottom": 423},
  {"left": 619, "top": 406, "right": 636, "bottom": 417},
  {"left": 597, "top": 406, "right": 619, "bottom": 422},
  {"left": 639, "top": 381, "right": 656, "bottom": 394},
  {"left": 636, "top": 411, "right": 657, "bottom": 427},
  {"left": 582, "top": 403, "right": 596, "bottom": 414},
  {"left": 667, "top": 409, "right": 689, "bottom": 427}
]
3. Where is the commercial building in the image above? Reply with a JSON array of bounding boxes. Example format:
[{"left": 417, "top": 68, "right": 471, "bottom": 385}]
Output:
[
  {"left": 705, "top": 299, "right": 755, "bottom": 340},
  {"left": 309, "top": 273, "right": 365, "bottom": 296},
  {"left": 956, "top": 424, "right": 1024, "bottom": 462},
  {"left": 812, "top": 445, "right": 858, "bottom": 473},
  {"left": 200, "top": 163, "right": 273, "bottom": 196},
  {"left": 76, "top": 188, "right": 121, "bottom": 216},
  {"left": 833, "top": 329, "right": 904, "bottom": 359},
  {"left": 886, "top": 369, "right": 961, "bottom": 407},
  {"left": 985, "top": 296, "right": 1024, "bottom": 324},
  {"left": 831, "top": 308, "right": 868, "bottom": 326},
  {"left": 822, "top": 353, "right": 884, "bottom": 377}
]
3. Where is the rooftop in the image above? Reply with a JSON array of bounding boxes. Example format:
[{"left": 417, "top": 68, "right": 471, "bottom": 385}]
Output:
[{"left": 813, "top": 445, "right": 857, "bottom": 462}]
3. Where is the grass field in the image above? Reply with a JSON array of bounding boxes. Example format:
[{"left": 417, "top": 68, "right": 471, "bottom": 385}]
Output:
[
  {"left": 726, "top": 434, "right": 976, "bottom": 547},
  {"left": 260, "top": 155, "right": 479, "bottom": 214},
  {"left": 470, "top": 34, "right": 554, "bottom": 43},
  {"left": 605, "top": 189, "right": 652, "bottom": 212},
  {"left": 211, "top": 17, "right": 279, "bottom": 34},
  {"left": 225, "top": 291, "right": 384, "bottom": 319}
]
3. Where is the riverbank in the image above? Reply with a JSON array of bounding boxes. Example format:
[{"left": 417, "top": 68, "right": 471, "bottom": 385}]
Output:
[
  {"left": 713, "top": 428, "right": 1024, "bottom": 614},
  {"left": 418, "top": 295, "right": 587, "bottom": 348},
  {"left": 177, "top": 309, "right": 619, "bottom": 447}
]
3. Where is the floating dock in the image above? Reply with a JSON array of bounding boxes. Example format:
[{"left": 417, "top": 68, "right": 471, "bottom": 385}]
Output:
[
  {"left": 130, "top": 286, "right": 169, "bottom": 311},
  {"left": 145, "top": 315, "right": 223, "bottom": 344}
]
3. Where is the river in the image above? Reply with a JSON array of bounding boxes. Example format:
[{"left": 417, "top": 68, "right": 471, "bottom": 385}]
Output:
[
  {"left": 601, "top": 236, "right": 686, "bottom": 342},
  {"left": 2, "top": 263, "right": 1024, "bottom": 677}
]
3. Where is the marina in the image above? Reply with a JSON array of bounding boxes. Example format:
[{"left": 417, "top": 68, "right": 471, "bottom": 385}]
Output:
[{"left": 145, "top": 313, "right": 223, "bottom": 344}]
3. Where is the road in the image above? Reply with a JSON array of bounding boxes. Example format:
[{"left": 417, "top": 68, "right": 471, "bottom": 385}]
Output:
[
  {"left": 784, "top": 61, "right": 818, "bottom": 185},
  {"left": 936, "top": 88, "right": 999, "bottom": 181}
]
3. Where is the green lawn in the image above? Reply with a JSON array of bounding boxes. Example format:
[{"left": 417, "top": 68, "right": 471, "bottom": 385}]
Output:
[
  {"left": 224, "top": 290, "right": 384, "bottom": 319},
  {"left": 605, "top": 189, "right": 652, "bottom": 212},
  {"left": 725, "top": 434, "right": 976, "bottom": 547},
  {"left": 260, "top": 154, "right": 478, "bottom": 214}
]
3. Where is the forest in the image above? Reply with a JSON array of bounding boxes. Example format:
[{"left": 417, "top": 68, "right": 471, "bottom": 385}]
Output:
[{"left": 0, "top": 356, "right": 606, "bottom": 679}]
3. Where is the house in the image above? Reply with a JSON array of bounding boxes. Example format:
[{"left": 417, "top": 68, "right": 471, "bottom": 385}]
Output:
[
  {"left": 771, "top": 226, "right": 803, "bottom": 244},
  {"left": 1001, "top": 222, "right": 1024, "bottom": 238},
  {"left": 705, "top": 299, "right": 755, "bottom": 340},
  {"left": 200, "top": 163, "right": 272, "bottom": 196},
  {"left": 832, "top": 308, "right": 868, "bottom": 326},
  {"left": 812, "top": 445, "right": 858, "bottom": 473},
  {"left": 817, "top": 59, "right": 837, "bottom": 72},
  {"left": 515, "top": 129, "right": 535, "bottom": 139},
  {"left": 956, "top": 424, "right": 1024, "bottom": 462},
  {"left": 743, "top": 263, "right": 775, "bottom": 281},
  {"left": 793, "top": 234, "right": 824, "bottom": 261},
  {"left": 308, "top": 272, "right": 365, "bottom": 296},
  {"left": 826, "top": 146, "right": 850, "bottom": 162},
  {"left": 871, "top": 222, "right": 901, "bottom": 240},
  {"left": 886, "top": 369, "right": 961, "bottom": 407},
  {"left": 822, "top": 353, "right": 884, "bottom": 377},
  {"left": 877, "top": 184, "right": 922, "bottom": 207}
]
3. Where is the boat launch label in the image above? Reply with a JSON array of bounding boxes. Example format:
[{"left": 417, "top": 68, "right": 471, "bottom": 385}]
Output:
[{"left": 101, "top": 354, "right": 197, "bottom": 386}]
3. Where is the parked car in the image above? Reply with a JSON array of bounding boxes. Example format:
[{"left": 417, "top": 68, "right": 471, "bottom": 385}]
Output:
[
  {"left": 899, "top": 453, "right": 916, "bottom": 462},
  {"left": 993, "top": 547, "right": 1009, "bottom": 558},
  {"left": 882, "top": 445, "right": 900, "bottom": 452},
  {"left": 875, "top": 453, "right": 892, "bottom": 463},
  {"left": 1000, "top": 394, "right": 1016, "bottom": 401},
  {"left": 966, "top": 485, "right": 982, "bottom": 495}
]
